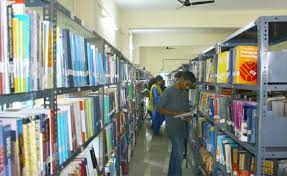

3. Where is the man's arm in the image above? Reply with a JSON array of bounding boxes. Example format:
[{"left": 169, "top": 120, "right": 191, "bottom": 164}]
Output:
[{"left": 157, "top": 107, "right": 180, "bottom": 117}]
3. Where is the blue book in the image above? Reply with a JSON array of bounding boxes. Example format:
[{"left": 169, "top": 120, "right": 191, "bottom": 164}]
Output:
[
  {"left": 216, "top": 135, "right": 228, "bottom": 164},
  {"left": 243, "top": 104, "right": 256, "bottom": 143},
  {"left": 64, "top": 111, "right": 69, "bottom": 161},
  {"left": 251, "top": 108, "right": 256, "bottom": 143},
  {"left": 57, "top": 112, "right": 62, "bottom": 165},
  {"left": 75, "top": 35, "right": 80, "bottom": 86},
  {"left": 209, "top": 126, "right": 215, "bottom": 155},
  {"left": 61, "top": 111, "right": 66, "bottom": 163},
  {"left": 0, "top": 125, "right": 5, "bottom": 175},
  {"left": 70, "top": 33, "right": 75, "bottom": 87},
  {"left": 22, "top": 15, "right": 30, "bottom": 92},
  {"left": 208, "top": 97, "right": 215, "bottom": 121},
  {"left": 3, "top": 125, "right": 11, "bottom": 176}
]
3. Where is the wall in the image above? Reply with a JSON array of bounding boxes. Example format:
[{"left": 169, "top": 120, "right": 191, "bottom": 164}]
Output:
[
  {"left": 133, "top": 31, "right": 233, "bottom": 65},
  {"left": 120, "top": 9, "right": 287, "bottom": 65},
  {"left": 140, "top": 46, "right": 210, "bottom": 75},
  {"left": 58, "top": 0, "right": 120, "bottom": 48}
]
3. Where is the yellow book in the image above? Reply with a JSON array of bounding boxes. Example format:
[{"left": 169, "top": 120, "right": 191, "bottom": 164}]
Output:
[
  {"left": 48, "top": 25, "right": 53, "bottom": 89},
  {"left": 205, "top": 58, "right": 216, "bottom": 83},
  {"left": 12, "top": 18, "right": 19, "bottom": 93},
  {"left": 23, "top": 122, "right": 30, "bottom": 175},
  {"left": 28, "top": 120, "right": 38, "bottom": 175},
  {"left": 217, "top": 51, "right": 230, "bottom": 83},
  {"left": 233, "top": 46, "right": 258, "bottom": 85},
  {"left": 19, "top": 20, "right": 24, "bottom": 92}
]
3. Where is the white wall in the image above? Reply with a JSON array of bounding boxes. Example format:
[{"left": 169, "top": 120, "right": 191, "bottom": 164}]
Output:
[
  {"left": 140, "top": 46, "right": 210, "bottom": 75},
  {"left": 58, "top": 0, "right": 120, "bottom": 48},
  {"left": 120, "top": 9, "right": 287, "bottom": 65}
]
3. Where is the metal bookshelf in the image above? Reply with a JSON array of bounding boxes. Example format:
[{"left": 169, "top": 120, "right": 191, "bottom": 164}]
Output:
[
  {"left": 188, "top": 16, "right": 287, "bottom": 176},
  {"left": 0, "top": 0, "right": 152, "bottom": 175}
]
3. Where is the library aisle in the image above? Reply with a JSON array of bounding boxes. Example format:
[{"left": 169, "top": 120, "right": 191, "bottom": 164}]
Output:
[{"left": 129, "top": 120, "right": 196, "bottom": 176}]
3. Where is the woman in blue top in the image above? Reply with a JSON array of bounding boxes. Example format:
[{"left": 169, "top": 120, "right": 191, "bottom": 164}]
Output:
[{"left": 149, "top": 75, "right": 165, "bottom": 134}]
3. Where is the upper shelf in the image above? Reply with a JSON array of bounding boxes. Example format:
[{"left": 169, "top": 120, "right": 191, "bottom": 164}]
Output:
[
  {"left": 26, "top": 0, "right": 132, "bottom": 64},
  {"left": 218, "top": 16, "right": 287, "bottom": 47}
]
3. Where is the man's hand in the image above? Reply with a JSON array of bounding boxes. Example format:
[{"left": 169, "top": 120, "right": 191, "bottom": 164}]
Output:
[{"left": 180, "top": 115, "right": 193, "bottom": 122}]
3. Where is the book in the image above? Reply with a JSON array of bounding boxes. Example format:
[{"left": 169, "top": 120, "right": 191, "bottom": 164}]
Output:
[
  {"left": 217, "top": 51, "right": 231, "bottom": 83},
  {"left": 232, "top": 46, "right": 258, "bottom": 85},
  {"left": 0, "top": 3, "right": 54, "bottom": 94},
  {"left": 204, "top": 58, "right": 216, "bottom": 83}
]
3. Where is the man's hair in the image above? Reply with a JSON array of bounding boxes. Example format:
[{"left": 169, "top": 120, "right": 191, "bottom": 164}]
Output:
[
  {"left": 174, "top": 71, "right": 183, "bottom": 79},
  {"left": 155, "top": 75, "right": 164, "bottom": 82},
  {"left": 181, "top": 71, "right": 196, "bottom": 83}
]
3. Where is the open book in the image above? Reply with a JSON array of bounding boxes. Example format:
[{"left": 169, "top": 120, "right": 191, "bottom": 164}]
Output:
[{"left": 174, "top": 112, "right": 194, "bottom": 121}]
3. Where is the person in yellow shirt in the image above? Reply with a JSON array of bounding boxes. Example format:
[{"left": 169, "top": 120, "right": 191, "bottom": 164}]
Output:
[{"left": 149, "top": 75, "right": 165, "bottom": 134}]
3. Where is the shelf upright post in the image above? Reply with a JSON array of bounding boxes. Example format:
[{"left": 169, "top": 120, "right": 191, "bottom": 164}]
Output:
[
  {"left": 191, "top": 56, "right": 201, "bottom": 174},
  {"left": 96, "top": 39, "right": 105, "bottom": 172},
  {"left": 41, "top": 0, "right": 59, "bottom": 172},
  {"left": 255, "top": 16, "right": 270, "bottom": 176},
  {"left": 117, "top": 55, "right": 121, "bottom": 115}
]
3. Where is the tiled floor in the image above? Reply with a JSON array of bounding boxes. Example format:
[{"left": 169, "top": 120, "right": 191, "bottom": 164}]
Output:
[{"left": 128, "top": 121, "right": 197, "bottom": 176}]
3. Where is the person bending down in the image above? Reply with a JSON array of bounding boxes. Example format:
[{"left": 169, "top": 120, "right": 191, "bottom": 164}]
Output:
[{"left": 157, "top": 71, "right": 196, "bottom": 176}]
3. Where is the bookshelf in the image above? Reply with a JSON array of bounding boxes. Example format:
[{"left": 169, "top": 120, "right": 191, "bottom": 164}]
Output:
[
  {"left": 0, "top": 0, "right": 152, "bottom": 175},
  {"left": 186, "top": 16, "right": 287, "bottom": 176}
]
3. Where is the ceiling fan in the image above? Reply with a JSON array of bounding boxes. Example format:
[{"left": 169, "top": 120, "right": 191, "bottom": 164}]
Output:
[
  {"left": 177, "top": 0, "right": 215, "bottom": 9},
  {"left": 166, "top": 46, "right": 176, "bottom": 50}
]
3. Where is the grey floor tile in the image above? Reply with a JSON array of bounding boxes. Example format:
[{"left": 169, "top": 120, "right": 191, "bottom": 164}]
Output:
[{"left": 128, "top": 122, "right": 197, "bottom": 176}]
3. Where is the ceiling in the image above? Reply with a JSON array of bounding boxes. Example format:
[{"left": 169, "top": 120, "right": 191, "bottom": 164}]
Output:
[{"left": 115, "top": 0, "right": 287, "bottom": 10}]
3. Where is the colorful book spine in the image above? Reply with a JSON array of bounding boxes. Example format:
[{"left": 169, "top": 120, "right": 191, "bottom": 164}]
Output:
[{"left": 217, "top": 51, "right": 231, "bottom": 83}]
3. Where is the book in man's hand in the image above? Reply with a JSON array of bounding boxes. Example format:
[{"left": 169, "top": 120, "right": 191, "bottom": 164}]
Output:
[{"left": 174, "top": 112, "right": 194, "bottom": 121}]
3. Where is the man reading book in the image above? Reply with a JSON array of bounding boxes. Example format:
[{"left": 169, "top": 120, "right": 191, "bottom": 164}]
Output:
[{"left": 157, "top": 71, "right": 196, "bottom": 176}]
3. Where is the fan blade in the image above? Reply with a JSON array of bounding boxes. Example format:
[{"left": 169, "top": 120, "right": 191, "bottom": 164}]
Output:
[
  {"left": 177, "top": 0, "right": 185, "bottom": 3},
  {"left": 191, "top": 0, "right": 215, "bottom": 5},
  {"left": 176, "top": 5, "right": 185, "bottom": 9}
]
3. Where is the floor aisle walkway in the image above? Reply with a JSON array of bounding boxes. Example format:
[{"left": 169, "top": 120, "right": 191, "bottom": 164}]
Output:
[{"left": 128, "top": 122, "right": 196, "bottom": 176}]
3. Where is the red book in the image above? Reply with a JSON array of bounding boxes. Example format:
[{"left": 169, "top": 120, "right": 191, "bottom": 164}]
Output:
[
  {"left": 79, "top": 101, "right": 87, "bottom": 142},
  {"left": 70, "top": 104, "right": 77, "bottom": 151},
  {"left": 49, "top": 109, "right": 56, "bottom": 174}
]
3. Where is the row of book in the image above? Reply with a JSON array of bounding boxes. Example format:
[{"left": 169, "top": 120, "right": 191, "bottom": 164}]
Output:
[
  {"left": 216, "top": 134, "right": 283, "bottom": 176},
  {"left": 61, "top": 111, "right": 130, "bottom": 176},
  {"left": 199, "top": 92, "right": 287, "bottom": 143},
  {"left": 119, "top": 62, "right": 130, "bottom": 82},
  {"left": 199, "top": 92, "right": 257, "bottom": 143},
  {"left": 103, "top": 89, "right": 118, "bottom": 125},
  {"left": 56, "top": 28, "right": 120, "bottom": 88},
  {"left": 61, "top": 133, "right": 103, "bottom": 176},
  {"left": 57, "top": 96, "right": 102, "bottom": 165},
  {"left": 199, "top": 128, "right": 287, "bottom": 176},
  {"left": 194, "top": 46, "right": 258, "bottom": 85},
  {"left": 0, "top": 108, "right": 53, "bottom": 176},
  {"left": 0, "top": 94, "right": 103, "bottom": 175},
  {"left": 0, "top": 0, "right": 132, "bottom": 94},
  {"left": 0, "top": 1, "right": 53, "bottom": 94}
]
